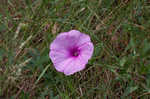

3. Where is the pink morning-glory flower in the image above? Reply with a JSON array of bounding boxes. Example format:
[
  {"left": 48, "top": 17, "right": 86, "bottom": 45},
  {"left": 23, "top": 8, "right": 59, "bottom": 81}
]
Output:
[{"left": 49, "top": 30, "right": 94, "bottom": 75}]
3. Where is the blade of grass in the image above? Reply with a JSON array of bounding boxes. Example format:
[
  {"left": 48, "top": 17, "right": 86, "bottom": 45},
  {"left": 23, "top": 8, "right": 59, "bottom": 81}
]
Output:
[{"left": 35, "top": 64, "right": 51, "bottom": 84}]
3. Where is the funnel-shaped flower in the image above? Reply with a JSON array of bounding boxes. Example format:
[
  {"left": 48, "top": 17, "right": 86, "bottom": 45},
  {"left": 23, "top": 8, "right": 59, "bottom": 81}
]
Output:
[{"left": 49, "top": 30, "right": 94, "bottom": 75}]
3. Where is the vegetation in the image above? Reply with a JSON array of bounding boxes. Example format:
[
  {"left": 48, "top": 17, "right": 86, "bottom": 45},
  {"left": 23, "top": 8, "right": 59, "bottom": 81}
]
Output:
[{"left": 0, "top": 0, "right": 150, "bottom": 98}]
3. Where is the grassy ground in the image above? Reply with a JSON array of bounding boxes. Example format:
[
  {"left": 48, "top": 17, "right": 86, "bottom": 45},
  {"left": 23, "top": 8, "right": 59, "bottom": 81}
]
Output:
[{"left": 0, "top": 0, "right": 150, "bottom": 98}]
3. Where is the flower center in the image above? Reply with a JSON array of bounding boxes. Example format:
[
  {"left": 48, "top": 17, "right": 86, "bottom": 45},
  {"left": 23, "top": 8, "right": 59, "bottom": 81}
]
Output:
[
  {"left": 73, "top": 51, "right": 79, "bottom": 56},
  {"left": 70, "top": 47, "right": 80, "bottom": 57}
]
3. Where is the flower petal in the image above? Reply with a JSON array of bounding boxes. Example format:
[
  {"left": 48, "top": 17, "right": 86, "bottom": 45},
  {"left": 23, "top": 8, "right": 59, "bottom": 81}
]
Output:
[
  {"left": 50, "top": 32, "right": 69, "bottom": 50},
  {"left": 50, "top": 31, "right": 80, "bottom": 50},
  {"left": 63, "top": 57, "right": 86, "bottom": 75},
  {"left": 79, "top": 42, "right": 94, "bottom": 61},
  {"left": 54, "top": 58, "right": 73, "bottom": 72},
  {"left": 68, "top": 30, "right": 91, "bottom": 46},
  {"left": 49, "top": 49, "right": 69, "bottom": 65},
  {"left": 68, "top": 30, "right": 81, "bottom": 38}
]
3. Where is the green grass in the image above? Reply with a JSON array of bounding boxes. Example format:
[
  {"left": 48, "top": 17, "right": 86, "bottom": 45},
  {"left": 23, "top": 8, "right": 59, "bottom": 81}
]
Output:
[{"left": 0, "top": 0, "right": 150, "bottom": 98}]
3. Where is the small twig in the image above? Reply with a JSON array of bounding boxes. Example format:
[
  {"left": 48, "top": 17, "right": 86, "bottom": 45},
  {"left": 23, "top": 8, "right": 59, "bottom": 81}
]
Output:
[
  {"left": 128, "top": 22, "right": 145, "bottom": 30},
  {"left": 14, "top": 23, "right": 27, "bottom": 40},
  {"left": 19, "top": 35, "right": 32, "bottom": 49},
  {"left": 15, "top": 35, "right": 32, "bottom": 60},
  {"left": 15, "top": 82, "right": 25, "bottom": 99},
  {"left": 79, "top": 86, "right": 83, "bottom": 96},
  {"left": 14, "top": 23, "right": 22, "bottom": 40},
  {"left": 137, "top": 92, "right": 150, "bottom": 98}
]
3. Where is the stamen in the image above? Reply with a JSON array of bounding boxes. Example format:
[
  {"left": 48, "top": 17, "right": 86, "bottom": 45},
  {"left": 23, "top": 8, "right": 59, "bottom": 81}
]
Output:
[{"left": 70, "top": 47, "right": 80, "bottom": 57}]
